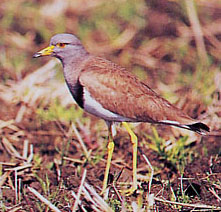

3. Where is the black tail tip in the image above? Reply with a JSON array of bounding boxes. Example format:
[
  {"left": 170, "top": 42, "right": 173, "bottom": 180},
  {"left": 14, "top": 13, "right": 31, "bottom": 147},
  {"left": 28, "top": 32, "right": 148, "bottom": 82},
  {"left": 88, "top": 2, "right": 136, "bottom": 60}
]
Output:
[{"left": 187, "top": 122, "right": 210, "bottom": 135}]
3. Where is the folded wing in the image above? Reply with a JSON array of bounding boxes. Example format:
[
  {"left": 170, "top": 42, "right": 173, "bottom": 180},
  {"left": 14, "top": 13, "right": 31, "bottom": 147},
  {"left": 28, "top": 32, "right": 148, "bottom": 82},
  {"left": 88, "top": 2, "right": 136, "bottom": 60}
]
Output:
[{"left": 79, "top": 57, "right": 209, "bottom": 135}]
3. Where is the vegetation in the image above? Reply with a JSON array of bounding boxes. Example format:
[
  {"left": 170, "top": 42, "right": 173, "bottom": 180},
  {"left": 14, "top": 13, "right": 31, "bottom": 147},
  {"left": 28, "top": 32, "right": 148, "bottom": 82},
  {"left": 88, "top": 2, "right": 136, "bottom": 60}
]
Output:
[{"left": 0, "top": 0, "right": 220, "bottom": 211}]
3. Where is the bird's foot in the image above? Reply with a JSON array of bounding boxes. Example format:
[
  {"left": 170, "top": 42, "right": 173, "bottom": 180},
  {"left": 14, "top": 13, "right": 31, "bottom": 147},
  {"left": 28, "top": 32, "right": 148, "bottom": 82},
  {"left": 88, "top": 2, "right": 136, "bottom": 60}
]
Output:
[
  {"left": 122, "top": 186, "right": 137, "bottom": 196},
  {"left": 100, "top": 189, "right": 105, "bottom": 196}
]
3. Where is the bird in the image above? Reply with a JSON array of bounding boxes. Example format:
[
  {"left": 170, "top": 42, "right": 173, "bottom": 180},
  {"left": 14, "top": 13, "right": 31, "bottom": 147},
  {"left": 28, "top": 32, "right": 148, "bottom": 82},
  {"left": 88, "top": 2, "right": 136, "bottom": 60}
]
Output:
[{"left": 33, "top": 33, "right": 210, "bottom": 195}]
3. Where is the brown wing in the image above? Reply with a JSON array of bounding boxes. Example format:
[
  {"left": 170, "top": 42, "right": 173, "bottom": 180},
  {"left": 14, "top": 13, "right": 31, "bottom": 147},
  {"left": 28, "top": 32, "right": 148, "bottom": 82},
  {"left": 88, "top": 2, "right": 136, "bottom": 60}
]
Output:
[{"left": 79, "top": 57, "right": 194, "bottom": 124}]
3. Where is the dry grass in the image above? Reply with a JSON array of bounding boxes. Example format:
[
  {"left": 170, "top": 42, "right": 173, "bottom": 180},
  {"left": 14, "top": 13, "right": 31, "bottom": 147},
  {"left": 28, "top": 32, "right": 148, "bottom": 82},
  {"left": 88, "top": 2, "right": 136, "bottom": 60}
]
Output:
[{"left": 0, "top": 0, "right": 220, "bottom": 211}]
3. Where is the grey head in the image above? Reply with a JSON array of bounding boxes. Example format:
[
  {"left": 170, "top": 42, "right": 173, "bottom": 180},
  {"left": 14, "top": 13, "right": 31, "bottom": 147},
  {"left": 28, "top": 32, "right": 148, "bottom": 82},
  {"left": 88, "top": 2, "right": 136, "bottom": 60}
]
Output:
[
  {"left": 50, "top": 33, "right": 82, "bottom": 46},
  {"left": 33, "top": 33, "right": 89, "bottom": 65}
]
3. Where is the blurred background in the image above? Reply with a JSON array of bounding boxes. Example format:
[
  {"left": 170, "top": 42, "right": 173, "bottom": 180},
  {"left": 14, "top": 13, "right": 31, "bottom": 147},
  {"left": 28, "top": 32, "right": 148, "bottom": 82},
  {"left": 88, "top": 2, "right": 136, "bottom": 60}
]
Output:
[
  {"left": 0, "top": 0, "right": 220, "bottom": 211},
  {"left": 0, "top": 0, "right": 220, "bottom": 121}
]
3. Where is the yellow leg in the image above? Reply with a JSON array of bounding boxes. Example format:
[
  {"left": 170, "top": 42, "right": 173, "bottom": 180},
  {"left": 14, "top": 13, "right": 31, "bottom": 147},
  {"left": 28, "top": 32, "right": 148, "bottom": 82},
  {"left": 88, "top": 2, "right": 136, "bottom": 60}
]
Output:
[
  {"left": 122, "top": 122, "right": 138, "bottom": 194},
  {"left": 101, "top": 125, "right": 115, "bottom": 194}
]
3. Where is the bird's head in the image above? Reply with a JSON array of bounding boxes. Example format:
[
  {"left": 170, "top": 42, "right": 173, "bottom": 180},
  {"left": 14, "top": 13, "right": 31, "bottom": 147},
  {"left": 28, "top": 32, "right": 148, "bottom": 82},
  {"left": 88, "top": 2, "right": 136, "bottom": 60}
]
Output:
[{"left": 33, "top": 33, "right": 85, "bottom": 60}]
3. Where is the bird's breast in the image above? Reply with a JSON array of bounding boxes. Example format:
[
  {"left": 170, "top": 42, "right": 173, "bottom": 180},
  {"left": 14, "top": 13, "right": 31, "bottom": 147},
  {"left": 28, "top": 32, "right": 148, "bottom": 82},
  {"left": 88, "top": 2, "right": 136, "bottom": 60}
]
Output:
[{"left": 67, "top": 80, "right": 84, "bottom": 108}]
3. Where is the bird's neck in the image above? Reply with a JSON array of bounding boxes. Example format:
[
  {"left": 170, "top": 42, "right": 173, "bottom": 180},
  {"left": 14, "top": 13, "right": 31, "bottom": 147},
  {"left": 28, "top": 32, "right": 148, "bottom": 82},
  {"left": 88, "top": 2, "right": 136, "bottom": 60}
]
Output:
[{"left": 61, "top": 49, "right": 90, "bottom": 86}]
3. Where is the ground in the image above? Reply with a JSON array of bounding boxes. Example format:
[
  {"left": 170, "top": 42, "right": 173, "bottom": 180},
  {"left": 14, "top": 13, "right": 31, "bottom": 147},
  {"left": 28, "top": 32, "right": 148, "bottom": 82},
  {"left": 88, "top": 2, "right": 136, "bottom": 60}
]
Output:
[
  {"left": 0, "top": 0, "right": 221, "bottom": 211},
  {"left": 0, "top": 97, "right": 220, "bottom": 211}
]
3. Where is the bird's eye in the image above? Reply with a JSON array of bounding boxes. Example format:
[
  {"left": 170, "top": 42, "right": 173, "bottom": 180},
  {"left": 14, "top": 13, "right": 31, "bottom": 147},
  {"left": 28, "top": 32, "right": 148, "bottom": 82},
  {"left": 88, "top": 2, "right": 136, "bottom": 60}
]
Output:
[{"left": 56, "top": 43, "right": 66, "bottom": 48}]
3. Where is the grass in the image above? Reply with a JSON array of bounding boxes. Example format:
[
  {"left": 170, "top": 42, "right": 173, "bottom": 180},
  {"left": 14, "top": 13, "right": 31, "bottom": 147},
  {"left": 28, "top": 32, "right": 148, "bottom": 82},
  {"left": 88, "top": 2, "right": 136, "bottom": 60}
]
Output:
[
  {"left": 147, "top": 127, "right": 191, "bottom": 173},
  {"left": 37, "top": 99, "right": 84, "bottom": 123},
  {"left": 0, "top": 0, "right": 220, "bottom": 211}
]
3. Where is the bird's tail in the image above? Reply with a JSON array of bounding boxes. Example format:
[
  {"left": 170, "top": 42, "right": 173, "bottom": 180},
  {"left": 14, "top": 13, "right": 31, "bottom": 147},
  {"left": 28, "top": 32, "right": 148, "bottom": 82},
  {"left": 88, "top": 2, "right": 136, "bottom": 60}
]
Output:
[
  {"left": 183, "top": 122, "right": 210, "bottom": 135},
  {"left": 160, "top": 120, "right": 210, "bottom": 135}
]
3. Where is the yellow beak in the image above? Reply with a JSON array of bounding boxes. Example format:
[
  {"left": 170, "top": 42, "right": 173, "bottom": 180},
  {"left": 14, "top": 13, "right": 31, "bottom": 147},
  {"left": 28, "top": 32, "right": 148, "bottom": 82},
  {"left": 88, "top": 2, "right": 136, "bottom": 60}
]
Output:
[{"left": 33, "top": 45, "right": 55, "bottom": 58}]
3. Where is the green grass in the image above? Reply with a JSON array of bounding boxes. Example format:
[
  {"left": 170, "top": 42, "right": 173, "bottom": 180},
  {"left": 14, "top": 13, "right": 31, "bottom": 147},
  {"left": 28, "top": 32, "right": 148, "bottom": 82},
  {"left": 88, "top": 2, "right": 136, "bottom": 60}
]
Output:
[
  {"left": 146, "top": 127, "right": 193, "bottom": 173},
  {"left": 37, "top": 99, "right": 84, "bottom": 123},
  {"left": 0, "top": 0, "right": 220, "bottom": 211}
]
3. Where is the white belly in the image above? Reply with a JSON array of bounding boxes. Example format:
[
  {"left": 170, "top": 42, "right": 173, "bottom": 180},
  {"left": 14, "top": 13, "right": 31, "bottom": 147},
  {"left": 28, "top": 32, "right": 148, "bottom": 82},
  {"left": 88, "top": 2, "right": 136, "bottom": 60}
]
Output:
[{"left": 83, "top": 88, "right": 133, "bottom": 122}]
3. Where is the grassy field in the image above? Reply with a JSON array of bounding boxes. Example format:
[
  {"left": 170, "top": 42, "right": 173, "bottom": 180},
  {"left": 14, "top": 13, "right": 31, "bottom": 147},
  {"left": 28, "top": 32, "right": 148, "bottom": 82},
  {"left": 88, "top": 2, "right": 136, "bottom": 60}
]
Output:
[{"left": 0, "top": 0, "right": 220, "bottom": 211}]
